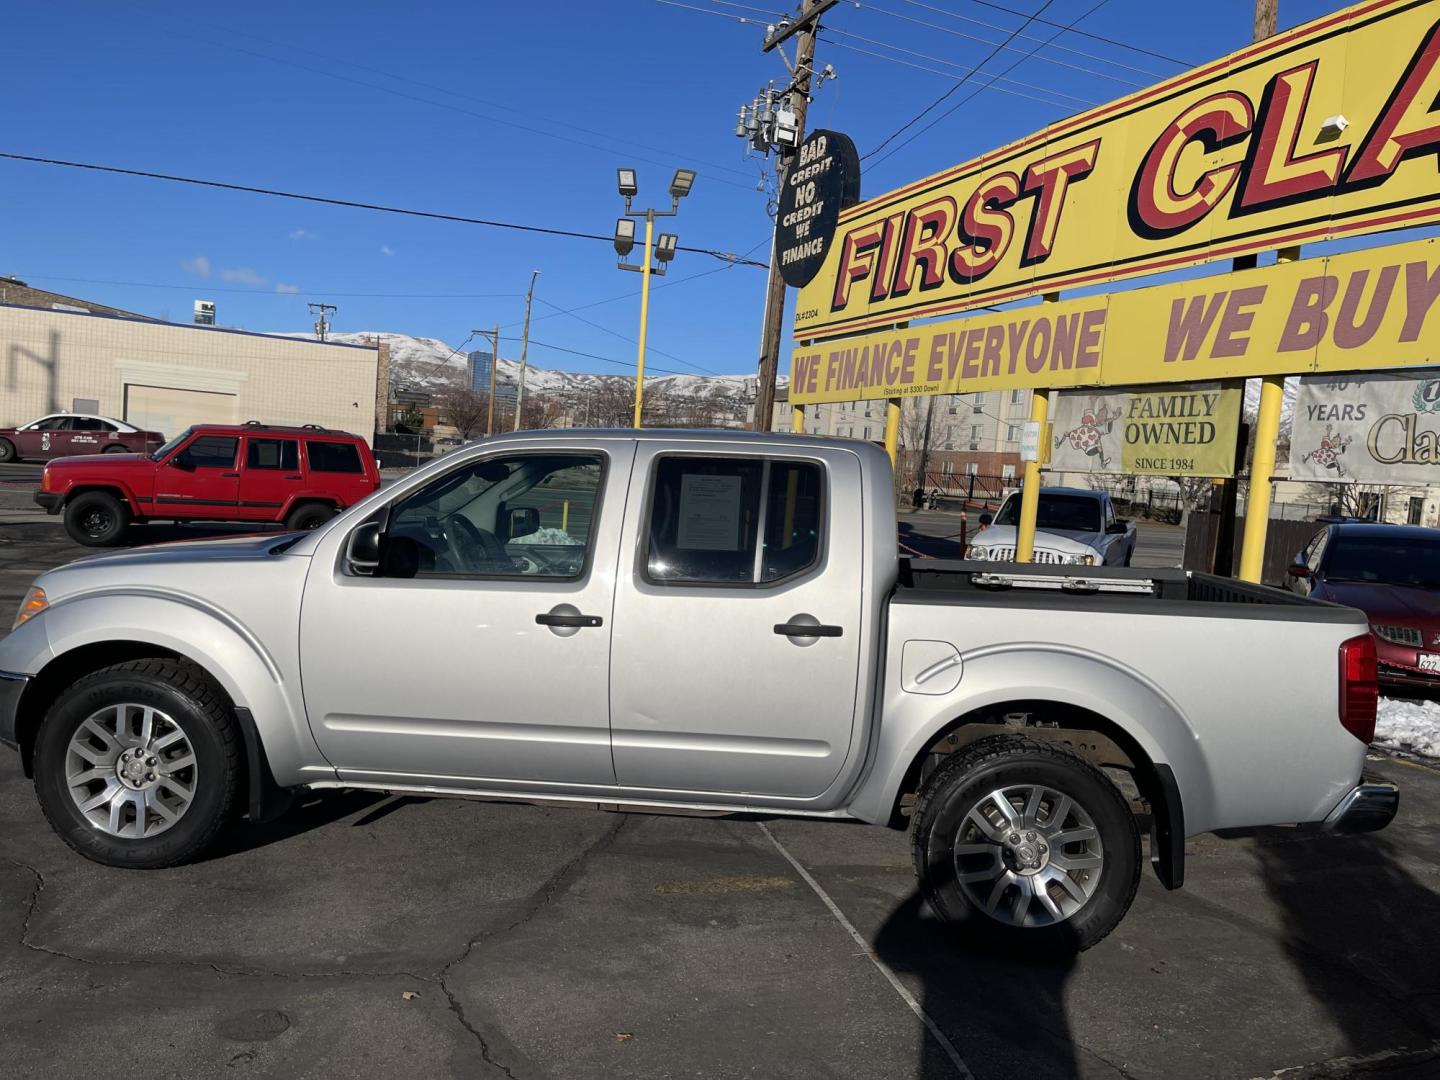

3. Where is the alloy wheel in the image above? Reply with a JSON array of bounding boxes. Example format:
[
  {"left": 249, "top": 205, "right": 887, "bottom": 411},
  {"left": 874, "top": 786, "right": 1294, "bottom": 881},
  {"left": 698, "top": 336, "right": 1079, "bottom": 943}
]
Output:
[
  {"left": 64, "top": 703, "right": 198, "bottom": 838},
  {"left": 951, "top": 783, "right": 1104, "bottom": 927}
]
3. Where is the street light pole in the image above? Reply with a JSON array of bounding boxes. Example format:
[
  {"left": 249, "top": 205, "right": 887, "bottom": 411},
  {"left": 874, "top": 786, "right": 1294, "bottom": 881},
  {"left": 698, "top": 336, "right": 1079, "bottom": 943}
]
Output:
[
  {"left": 634, "top": 213, "right": 655, "bottom": 428},
  {"left": 513, "top": 269, "right": 539, "bottom": 431}
]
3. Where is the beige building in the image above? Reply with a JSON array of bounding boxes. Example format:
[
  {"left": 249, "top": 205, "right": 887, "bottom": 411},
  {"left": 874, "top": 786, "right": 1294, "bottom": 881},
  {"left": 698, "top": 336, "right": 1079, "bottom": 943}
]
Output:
[{"left": 1, "top": 302, "right": 384, "bottom": 442}]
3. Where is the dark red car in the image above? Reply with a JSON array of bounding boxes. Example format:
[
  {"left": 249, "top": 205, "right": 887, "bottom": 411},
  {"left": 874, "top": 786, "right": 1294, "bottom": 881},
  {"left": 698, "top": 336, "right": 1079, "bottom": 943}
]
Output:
[
  {"left": 35, "top": 421, "right": 380, "bottom": 546},
  {"left": 0, "top": 413, "right": 164, "bottom": 463},
  {"left": 1286, "top": 522, "right": 1440, "bottom": 692}
]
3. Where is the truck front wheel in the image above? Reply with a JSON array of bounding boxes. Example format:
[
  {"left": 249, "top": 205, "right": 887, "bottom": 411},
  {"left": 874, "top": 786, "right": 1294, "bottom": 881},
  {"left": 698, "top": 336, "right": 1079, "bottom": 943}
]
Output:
[
  {"left": 911, "top": 735, "right": 1140, "bottom": 952},
  {"left": 32, "top": 659, "right": 242, "bottom": 868}
]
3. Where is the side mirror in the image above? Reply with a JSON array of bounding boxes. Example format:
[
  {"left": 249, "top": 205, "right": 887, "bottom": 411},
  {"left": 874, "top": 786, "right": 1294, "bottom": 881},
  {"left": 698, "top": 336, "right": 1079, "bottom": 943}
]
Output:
[
  {"left": 979, "top": 513, "right": 993, "bottom": 527},
  {"left": 168, "top": 456, "right": 195, "bottom": 471},
  {"left": 508, "top": 506, "right": 540, "bottom": 540},
  {"left": 1107, "top": 520, "right": 1128, "bottom": 534},
  {"left": 1287, "top": 563, "right": 1311, "bottom": 579},
  {"left": 346, "top": 521, "right": 382, "bottom": 573}
]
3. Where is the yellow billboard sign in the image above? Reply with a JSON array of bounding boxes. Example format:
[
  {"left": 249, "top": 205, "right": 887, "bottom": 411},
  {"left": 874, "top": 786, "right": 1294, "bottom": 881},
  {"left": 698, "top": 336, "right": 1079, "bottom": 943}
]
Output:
[
  {"left": 794, "top": 0, "right": 1440, "bottom": 341},
  {"left": 788, "top": 235, "right": 1440, "bottom": 403},
  {"left": 1050, "top": 383, "right": 1244, "bottom": 477}
]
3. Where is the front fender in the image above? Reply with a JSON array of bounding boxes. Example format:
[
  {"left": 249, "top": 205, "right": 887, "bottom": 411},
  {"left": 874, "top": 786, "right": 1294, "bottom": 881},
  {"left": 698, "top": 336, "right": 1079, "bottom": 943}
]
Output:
[
  {"left": 10, "top": 589, "right": 328, "bottom": 786},
  {"left": 845, "top": 644, "right": 1216, "bottom": 833}
]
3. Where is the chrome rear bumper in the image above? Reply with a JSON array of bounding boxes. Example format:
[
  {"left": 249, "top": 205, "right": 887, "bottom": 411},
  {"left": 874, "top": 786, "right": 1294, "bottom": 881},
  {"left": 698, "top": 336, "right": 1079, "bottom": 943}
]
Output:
[{"left": 1324, "top": 775, "right": 1400, "bottom": 833}]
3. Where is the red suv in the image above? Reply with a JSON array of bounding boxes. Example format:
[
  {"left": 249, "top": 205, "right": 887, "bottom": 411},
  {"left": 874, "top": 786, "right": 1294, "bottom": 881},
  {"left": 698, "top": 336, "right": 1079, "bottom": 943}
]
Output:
[
  {"left": 35, "top": 422, "right": 380, "bottom": 546},
  {"left": 0, "top": 413, "right": 165, "bottom": 462}
]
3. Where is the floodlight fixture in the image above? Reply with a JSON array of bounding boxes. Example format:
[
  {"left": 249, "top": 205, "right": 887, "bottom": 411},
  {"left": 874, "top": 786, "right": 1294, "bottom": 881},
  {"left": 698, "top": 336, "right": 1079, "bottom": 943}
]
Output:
[
  {"left": 617, "top": 168, "right": 638, "bottom": 198},
  {"left": 614, "top": 217, "right": 636, "bottom": 257},
  {"left": 656, "top": 233, "right": 679, "bottom": 262},
  {"left": 669, "top": 169, "right": 696, "bottom": 199}
]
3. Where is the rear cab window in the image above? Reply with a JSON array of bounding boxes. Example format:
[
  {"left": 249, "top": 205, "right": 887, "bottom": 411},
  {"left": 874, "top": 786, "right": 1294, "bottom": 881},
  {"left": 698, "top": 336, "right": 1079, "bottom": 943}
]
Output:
[
  {"left": 644, "top": 455, "right": 824, "bottom": 586},
  {"left": 306, "top": 440, "right": 364, "bottom": 474}
]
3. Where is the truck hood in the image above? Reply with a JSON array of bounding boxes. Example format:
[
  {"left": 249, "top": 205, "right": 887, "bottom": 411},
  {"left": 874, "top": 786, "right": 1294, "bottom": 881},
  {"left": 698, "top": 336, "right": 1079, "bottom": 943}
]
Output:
[
  {"left": 970, "top": 525, "right": 1103, "bottom": 555},
  {"left": 49, "top": 532, "right": 307, "bottom": 577}
]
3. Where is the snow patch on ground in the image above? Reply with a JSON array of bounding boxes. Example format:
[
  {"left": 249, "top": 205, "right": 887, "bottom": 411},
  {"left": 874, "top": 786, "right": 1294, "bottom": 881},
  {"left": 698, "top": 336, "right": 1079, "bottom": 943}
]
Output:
[{"left": 1376, "top": 697, "right": 1440, "bottom": 758}]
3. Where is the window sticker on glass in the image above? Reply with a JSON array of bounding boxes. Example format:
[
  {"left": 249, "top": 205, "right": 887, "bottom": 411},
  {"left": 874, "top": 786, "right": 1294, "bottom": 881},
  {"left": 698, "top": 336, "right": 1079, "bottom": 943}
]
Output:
[{"left": 677, "top": 474, "right": 744, "bottom": 551}]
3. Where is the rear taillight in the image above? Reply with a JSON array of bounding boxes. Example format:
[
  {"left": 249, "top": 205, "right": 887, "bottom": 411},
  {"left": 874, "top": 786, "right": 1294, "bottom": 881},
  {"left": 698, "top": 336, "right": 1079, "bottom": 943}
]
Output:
[{"left": 1339, "top": 634, "right": 1378, "bottom": 744}]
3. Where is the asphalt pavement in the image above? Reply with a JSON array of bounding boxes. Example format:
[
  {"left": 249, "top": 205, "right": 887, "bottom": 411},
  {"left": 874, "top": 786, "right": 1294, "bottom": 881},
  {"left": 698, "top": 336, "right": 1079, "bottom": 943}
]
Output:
[{"left": 2, "top": 469, "right": 1439, "bottom": 1078}]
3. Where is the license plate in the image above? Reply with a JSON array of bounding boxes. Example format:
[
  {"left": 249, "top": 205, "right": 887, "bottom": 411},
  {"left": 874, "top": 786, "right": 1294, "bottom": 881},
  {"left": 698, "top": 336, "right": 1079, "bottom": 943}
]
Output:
[{"left": 1419, "top": 654, "right": 1440, "bottom": 672}]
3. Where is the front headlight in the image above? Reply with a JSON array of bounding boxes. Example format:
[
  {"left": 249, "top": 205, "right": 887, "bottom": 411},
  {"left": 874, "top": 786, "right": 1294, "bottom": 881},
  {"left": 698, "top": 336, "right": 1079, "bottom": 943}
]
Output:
[
  {"left": 1064, "top": 553, "right": 1097, "bottom": 566},
  {"left": 13, "top": 586, "right": 47, "bottom": 629},
  {"left": 965, "top": 545, "right": 989, "bottom": 560}
]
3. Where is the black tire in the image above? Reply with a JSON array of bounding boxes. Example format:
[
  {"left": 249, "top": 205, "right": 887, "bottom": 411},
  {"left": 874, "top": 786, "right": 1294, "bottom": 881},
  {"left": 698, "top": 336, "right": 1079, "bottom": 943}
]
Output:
[
  {"left": 102, "top": 444, "right": 129, "bottom": 454},
  {"left": 911, "top": 735, "right": 1140, "bottom": 953},
  {"left": 33, "top": 658, "right": 243, "bottom": 868},
  {"left": 63, "top": 491, "right": 131, "bottom": 546},
  {"left": 286, "top": 502, "right": 336, "bottom": 531},
  {"left": 0, "top": 438, "right": 16, "bottom": 463}
]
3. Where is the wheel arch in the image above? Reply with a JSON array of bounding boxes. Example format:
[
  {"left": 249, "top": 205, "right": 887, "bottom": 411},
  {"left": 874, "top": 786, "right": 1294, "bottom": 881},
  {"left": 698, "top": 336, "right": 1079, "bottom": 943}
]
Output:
[{"left": 60, "top": 483, "right": 140, "bottom": 515}]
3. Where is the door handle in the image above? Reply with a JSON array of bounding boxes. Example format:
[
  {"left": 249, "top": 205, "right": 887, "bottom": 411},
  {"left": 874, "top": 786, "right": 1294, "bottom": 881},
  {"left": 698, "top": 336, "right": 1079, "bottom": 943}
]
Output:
[
  {"left": 774, "top": 622, "right": 843, "bottom": 638},
  {"left": 220, "top": 472, "right": 240, "bottom": 478},
  {"left": 284, "top": 474, "right": 303, "bottom": 480},
  {"left": 535, "top": 612, "right": 603, "bottom": 628}
]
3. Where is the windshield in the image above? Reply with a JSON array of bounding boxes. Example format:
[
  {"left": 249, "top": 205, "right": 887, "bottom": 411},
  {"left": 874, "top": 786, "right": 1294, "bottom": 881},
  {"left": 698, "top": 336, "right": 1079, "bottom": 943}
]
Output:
[
  {"left": 1325, "top": 534, "right": 1440, "bottom": 588},
  {"left": 994, "top": 492, "right": 1101, "bottom": 532},
  {"left": 151, "top": 427, "right": 194, "bottom": 460}
]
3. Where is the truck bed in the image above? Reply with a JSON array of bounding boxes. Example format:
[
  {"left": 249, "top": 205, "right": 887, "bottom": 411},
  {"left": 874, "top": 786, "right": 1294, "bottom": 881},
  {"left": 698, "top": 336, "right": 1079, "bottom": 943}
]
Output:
[{"left": 897, "top": 559, "right": 1360, "bottom": 621}]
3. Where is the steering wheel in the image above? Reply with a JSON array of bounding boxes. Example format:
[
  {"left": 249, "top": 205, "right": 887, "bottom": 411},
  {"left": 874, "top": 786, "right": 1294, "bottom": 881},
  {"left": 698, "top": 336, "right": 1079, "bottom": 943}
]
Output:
[{"left": 445, "top": 514, "right": 509, "bottom": 572}]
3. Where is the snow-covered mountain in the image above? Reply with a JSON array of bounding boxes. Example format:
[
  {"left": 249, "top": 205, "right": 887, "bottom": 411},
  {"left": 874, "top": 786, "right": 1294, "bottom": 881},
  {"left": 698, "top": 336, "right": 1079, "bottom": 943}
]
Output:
[{"left": 307, "top": 331, "right": 772, "bottom": 404}]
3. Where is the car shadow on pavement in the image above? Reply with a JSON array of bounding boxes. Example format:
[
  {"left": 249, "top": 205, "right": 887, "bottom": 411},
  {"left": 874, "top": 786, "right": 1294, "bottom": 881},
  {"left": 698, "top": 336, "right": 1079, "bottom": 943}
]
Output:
[
  {"left": 873, "top": 894, "right": 1085, "bottom": 1079},
  {"left": 196, "top": 789, "right": 389, "bottom": 861},
  {"left": 1255, "top": 827, "right": 1440, "bottom": 1071}
]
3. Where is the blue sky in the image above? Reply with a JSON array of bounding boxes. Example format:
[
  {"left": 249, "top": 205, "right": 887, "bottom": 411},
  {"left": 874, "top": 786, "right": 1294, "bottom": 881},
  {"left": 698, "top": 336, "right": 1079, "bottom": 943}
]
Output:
[{"left": 2, "top": 0, "right": 1391, "bottom": 381}]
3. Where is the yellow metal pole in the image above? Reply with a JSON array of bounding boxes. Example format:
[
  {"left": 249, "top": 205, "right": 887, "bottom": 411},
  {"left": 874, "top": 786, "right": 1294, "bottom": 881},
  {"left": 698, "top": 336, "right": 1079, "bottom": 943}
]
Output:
[
  {"left": 884, "top": 398, "right": 901, "bottom": 470},
  {"left": 791, "top": 405, "right": 805, "bottom": 433},
  {"left": 561, "top": 500, "right": 570, "bottom": 533},
  {"left": 1239, "top": 375, "right": 1285, "bottom": 583},
  {"left": 632, "top": 214, "right": 654, "bottom": 428},
  {"left": 1015, "top": 388, "right": 1050, "bottom": 563}
]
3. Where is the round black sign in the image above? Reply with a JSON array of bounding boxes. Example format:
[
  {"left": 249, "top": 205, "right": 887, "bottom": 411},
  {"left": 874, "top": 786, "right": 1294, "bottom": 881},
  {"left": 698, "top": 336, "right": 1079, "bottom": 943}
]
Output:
[{"left": 775, "top": 129, "right": 860, "bottom": 288}]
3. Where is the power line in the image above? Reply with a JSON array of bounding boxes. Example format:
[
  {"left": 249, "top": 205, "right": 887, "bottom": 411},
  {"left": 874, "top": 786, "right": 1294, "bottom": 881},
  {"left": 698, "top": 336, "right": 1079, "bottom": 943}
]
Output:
[
  {"left": 863, "top": 0, "right": 1060, "bottom": 161},
  {"left": 13, "top": 274, "right": 522, "bottom": 300},
  {"left": 0, "top": 152, "right": 768, "bottom": 267},
  {"left": 652, "top": 0, "right": 771, "bottom": 24},
  {"left": 822, "top": 28, "right": 1097, "bottom": 106},
  {"left": 869, "top": 1, "right": 1111, "bottom": 169},
  {"left": 823, "top": 39, "right": 1081, "bottom": 109},
  {"left": 885, "top": 1, "right": 1174, "bottom": 79},
  {"left": 152, "top": 23, "right": 757, "bottom": 191},
  {"left": 535, "top": 296, "right": 722, "bottom": 377},
  {"left": 855, "top": 2, "right": 1150, "bottom": 85},
  {"left": 965, "top": 0, "right": 1194, "bottom": 67}
]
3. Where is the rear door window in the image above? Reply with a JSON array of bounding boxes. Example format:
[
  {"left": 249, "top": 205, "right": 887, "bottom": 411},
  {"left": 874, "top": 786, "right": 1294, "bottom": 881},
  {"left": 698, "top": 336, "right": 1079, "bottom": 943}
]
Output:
[
  {"left": 307, "top": 440, "right": 364, "bottom": 474},
  {"left": 247, "top": 438, "right": 299, "bottom": 471},
  {"left": 644, "top": 456, "right": 824, "bottom": 586}
]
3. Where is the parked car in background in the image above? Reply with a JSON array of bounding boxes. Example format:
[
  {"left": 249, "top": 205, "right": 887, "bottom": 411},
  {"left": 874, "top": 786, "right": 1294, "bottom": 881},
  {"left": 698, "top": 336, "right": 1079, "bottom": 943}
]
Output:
[
  {"left": 966, "top": 487, "right": 1137, "bottom": 566},
  {"left": 1287, "top": 522, "right": 1440, "bottom": 692},
  {"left": 0, "top": 414, "right": 164, "bottom": 463},
  {"left": 34, "top": 421, "right": 379, "bottom": 546}
]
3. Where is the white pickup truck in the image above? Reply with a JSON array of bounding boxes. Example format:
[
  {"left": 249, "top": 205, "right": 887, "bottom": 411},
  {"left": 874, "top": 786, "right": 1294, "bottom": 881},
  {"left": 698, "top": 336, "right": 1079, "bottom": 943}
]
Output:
[{"left": 0, "top": 430, "right": 1398, "bottom": 951}]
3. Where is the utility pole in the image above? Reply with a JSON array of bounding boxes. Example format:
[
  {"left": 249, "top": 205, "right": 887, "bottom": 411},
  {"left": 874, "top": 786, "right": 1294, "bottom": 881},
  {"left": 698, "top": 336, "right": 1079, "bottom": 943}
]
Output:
[
  {"left": 487, "top": 324, "right": 500, "bottom": 437},
  {"left": 1253, "top": 0, "right": 1277, "bottom": 41},
  {"left": 513, "top": 269, "right": 539, "bottom": 431},
  {"left": 308, "top": 302, "right": 336, "bottom": 342},
  {"left": 914, "top": 395, "right": 936, "bottom": 495},
  {"left": 750, "top": 0, "right": 837, "bottom": 431}
]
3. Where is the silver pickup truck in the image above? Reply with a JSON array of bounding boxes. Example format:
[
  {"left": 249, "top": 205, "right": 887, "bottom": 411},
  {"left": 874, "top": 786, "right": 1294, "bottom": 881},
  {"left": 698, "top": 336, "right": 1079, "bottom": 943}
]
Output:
[{"left": 0, "top": 430, "right": 1398, "bottom": 950}]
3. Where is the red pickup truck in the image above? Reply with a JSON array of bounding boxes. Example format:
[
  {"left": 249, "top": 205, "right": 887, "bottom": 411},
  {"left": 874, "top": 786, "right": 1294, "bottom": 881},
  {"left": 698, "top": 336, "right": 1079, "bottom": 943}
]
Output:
[
  {"left": 35, "top": 422, "right": 380, "bottom": 546},
  {"left": 0, "top": 413, "right": 164, "bottom": 463}
]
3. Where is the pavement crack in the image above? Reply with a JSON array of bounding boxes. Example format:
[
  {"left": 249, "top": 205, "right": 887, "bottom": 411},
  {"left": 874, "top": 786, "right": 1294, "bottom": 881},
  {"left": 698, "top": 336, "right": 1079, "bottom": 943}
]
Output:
[
  {"left": 5, "top": 857, "right": 432, "bottom": 983},
  {"left": 433, "top": 813, "right": 630, "bottom": 1079}
]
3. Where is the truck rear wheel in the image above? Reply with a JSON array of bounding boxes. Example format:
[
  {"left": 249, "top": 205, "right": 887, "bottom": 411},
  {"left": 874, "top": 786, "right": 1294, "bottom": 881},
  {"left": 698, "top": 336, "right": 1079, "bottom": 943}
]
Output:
[
  {"left": 911, "top": 735, "right": 1140, "bottom": 952},
  {"left": 64, "top": 491, "right": 131, "bottom": 546},
  {"left": 32, "top": 659, "right": 242, "bottom": 868}
]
